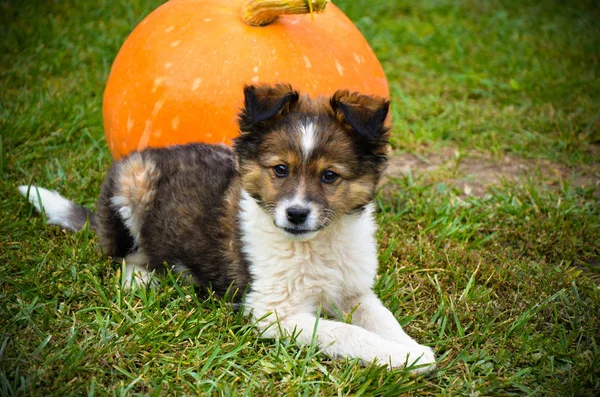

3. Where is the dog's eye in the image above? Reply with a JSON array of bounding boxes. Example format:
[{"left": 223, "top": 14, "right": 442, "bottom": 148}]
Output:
[
  {"left": 272, "top": 165, "right": 288, "bottom": 178},
  {"left": 321, "top": 170, "right": 339, "bottom": 184}
]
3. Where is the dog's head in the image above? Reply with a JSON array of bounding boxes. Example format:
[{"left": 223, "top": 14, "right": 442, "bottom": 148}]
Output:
[{"left": 234, "top": 84, "right": 390, "bottom": 240}]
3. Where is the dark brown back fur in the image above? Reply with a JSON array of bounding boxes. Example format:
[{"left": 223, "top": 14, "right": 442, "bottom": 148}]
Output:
[{"left": 96, "top": 144, "right": 250, "bottom": 297}]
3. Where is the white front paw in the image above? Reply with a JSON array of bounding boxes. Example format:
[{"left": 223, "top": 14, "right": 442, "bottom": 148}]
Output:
[
  {"left": 379, "top": 344, "right": 437, "bottom": 373},
  {"left": 405, "top": 345, "right": 436, "bottom": 373}
]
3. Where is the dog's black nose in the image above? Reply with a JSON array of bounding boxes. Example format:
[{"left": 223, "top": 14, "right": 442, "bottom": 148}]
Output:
[{"left": 286, "top": 206, "right": 310, "bottom": 225}]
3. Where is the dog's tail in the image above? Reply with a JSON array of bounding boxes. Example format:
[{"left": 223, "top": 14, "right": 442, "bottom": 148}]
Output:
[{"left": 18, "top": 185, "right": 96, "bottom": 231}]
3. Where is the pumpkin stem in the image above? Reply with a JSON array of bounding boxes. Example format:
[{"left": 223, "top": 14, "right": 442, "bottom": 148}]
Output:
[{"left": 242, "top": 0, "right": 329, "bottom": 27}]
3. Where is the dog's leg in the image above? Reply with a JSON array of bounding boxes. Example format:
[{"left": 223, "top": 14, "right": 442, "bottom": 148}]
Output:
[
  {"left": 259, "top": 312, "right": 435, "bottom": 372},
  {"left": 120, "top": 251, "right": 156, "bottom": 288},
  {"left": 343, "top": 292, "right": 435, "bottom": 366}
]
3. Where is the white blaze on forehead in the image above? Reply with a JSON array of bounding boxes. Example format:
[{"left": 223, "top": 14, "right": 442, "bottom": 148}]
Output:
[{"left": 300, "top": 122, "right": 316, "bottom": 160}]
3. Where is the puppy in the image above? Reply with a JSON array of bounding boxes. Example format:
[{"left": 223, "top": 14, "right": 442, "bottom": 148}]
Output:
[{"left": 19, "top": 84, "right": 436, "bottom": 372}]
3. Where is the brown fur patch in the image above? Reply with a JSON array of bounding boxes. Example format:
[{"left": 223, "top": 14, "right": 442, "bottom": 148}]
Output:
[{"left": 115, "top": 153, "right": 160, "bottom": 215}]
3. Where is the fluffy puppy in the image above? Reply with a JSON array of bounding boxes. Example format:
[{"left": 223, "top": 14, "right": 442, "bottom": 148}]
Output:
[{"left": 19, "top": 84, "right": 436, "bottom": 372}]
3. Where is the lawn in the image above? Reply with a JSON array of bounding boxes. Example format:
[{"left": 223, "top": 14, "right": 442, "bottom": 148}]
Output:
[{"left": 1, "top": 0, "right": 599, "bottom": 395}]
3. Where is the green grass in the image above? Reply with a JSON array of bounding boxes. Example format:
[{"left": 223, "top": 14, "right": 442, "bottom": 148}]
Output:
[
  {"left": 347, "top": 0, "right": 600, "bottom": 164},
  {"left": 1, "top": 0, "right": 599, "bottom": 395}
]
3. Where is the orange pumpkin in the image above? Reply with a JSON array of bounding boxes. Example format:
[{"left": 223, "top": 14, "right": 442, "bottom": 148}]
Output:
[{"left": 103, "top": 0, "right": 389, "bottom": 159}]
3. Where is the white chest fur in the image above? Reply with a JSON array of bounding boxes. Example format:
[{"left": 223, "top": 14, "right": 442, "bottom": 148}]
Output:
[{"left": 238, "top": 191, "right": 379, "bottom": 319}]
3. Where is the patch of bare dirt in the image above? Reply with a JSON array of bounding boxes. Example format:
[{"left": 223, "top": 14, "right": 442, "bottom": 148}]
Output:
[{"left": 386, "top": 148, "right": 600, "bottom": 198}]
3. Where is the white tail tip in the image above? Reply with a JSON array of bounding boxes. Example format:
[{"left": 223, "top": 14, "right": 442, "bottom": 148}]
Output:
[{"left": 18, "top": 185, "right": 75, "bottom": 229}]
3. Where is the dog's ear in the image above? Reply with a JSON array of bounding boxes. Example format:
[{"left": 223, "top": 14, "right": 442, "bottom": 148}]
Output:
[
  {"left": 238, "top": 84, "right": 299, "bottom": 132},
  {"left": 330, "top": 90, "right": 390, "bottom": 146}
]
